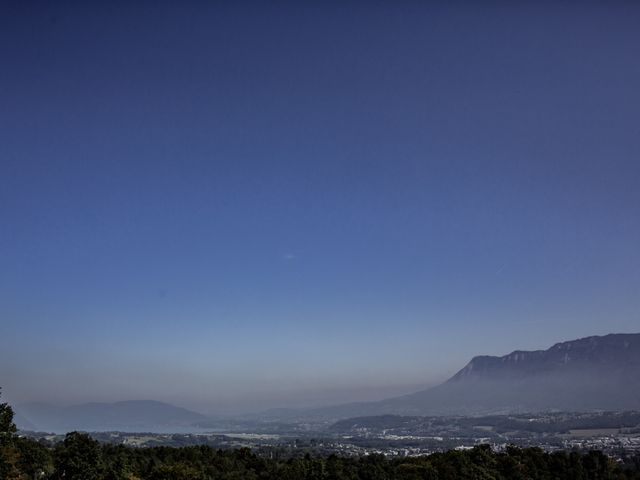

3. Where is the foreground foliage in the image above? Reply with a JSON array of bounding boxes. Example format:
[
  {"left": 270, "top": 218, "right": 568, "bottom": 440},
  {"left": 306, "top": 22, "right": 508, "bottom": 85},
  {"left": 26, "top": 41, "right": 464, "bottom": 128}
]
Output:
[{"left": 3, "top": 435, "right": 640, "bottom": 480}]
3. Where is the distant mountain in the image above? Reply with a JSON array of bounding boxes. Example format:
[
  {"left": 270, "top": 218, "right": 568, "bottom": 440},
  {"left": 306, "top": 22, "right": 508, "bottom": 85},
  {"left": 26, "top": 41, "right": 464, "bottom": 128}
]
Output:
[
  {"left": 15, "top": 334, "right": 640, "bottom": 431},
  {"left": 309, "top": 333, "right": 640, "bottom": 418},
  {"left": 15, "top": 400, "right": 209, "bottom": 433}
]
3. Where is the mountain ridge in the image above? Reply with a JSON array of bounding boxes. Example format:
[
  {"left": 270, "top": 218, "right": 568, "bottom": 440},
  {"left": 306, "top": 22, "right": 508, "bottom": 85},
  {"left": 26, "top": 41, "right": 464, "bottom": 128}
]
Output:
[
  {"left": 449, "top": 333, "right": 640, "bottom": 382},
  {"left": 299, "top": 333, "right": 640, "bottom": 419}
]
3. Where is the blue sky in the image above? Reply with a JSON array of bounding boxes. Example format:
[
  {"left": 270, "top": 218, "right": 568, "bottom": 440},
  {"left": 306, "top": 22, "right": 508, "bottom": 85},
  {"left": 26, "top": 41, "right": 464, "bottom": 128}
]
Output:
[{"left": 1, "top": 1, "right": 639, "bottom": 414}]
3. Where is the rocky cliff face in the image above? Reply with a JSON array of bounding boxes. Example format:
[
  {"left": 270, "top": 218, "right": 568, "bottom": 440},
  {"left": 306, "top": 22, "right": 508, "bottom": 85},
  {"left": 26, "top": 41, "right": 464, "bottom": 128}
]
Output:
[{"left": 449, "top": 333, "right": 640, "bottom": 382}]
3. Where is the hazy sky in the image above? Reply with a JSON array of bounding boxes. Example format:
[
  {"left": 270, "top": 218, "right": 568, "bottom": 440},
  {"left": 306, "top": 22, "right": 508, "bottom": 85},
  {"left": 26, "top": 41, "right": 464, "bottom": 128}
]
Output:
[{"left": 1, "top": 1, "right": 639, "bottom": 414}]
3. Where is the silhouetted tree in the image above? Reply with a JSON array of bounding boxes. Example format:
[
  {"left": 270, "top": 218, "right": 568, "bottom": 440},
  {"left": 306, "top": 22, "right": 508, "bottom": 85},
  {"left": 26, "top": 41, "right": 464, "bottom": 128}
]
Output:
[
  {"left": 0, "top": 387, "right": 21, "bottom": 480},
  {"left": 54, "top": 432, "right": 104, "bottom": 480},
  {"left": 0, "top": 388, "right": 17, "bottom": 443}
]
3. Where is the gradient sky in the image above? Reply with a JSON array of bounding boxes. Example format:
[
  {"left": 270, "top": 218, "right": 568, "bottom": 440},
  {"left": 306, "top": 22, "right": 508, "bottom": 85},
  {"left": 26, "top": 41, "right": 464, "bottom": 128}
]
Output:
[{"left": 1, "top": 1, "right": 639, "bottom": 414}]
